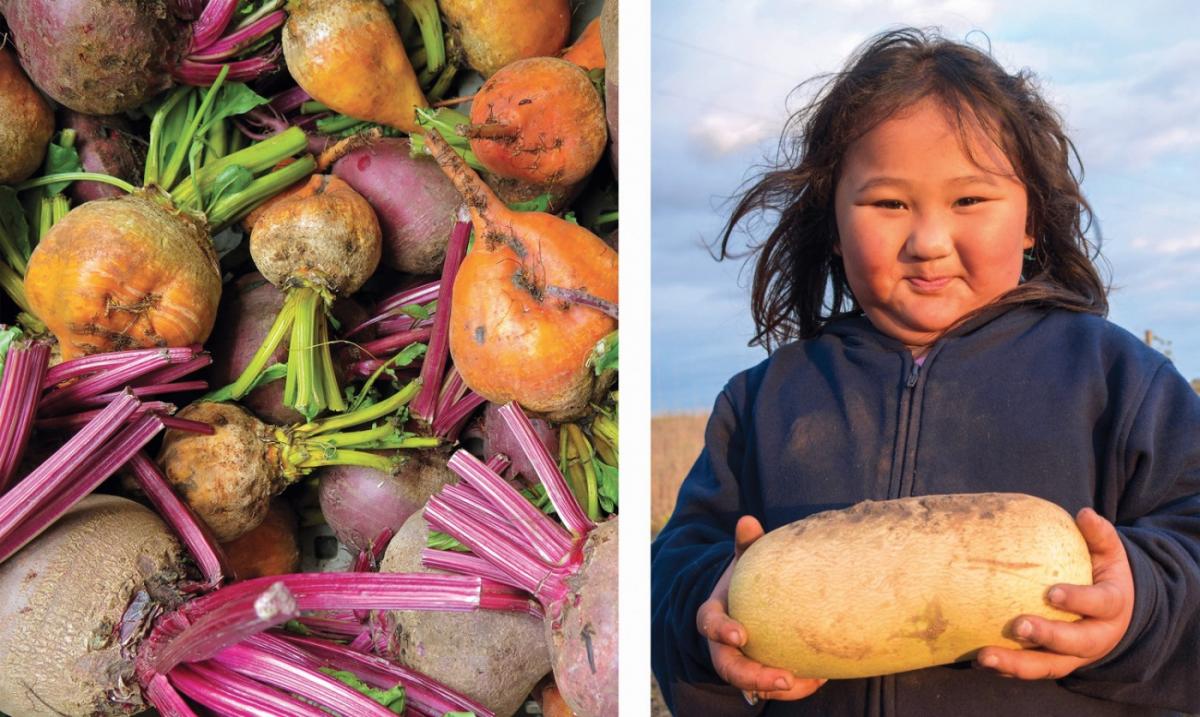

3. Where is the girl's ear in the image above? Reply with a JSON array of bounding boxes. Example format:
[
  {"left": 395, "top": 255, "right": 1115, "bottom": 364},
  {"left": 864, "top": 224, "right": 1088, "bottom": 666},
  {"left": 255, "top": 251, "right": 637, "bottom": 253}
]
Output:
[{"left": 1023, "top": 235, "right": 1035, "bottom": 250}]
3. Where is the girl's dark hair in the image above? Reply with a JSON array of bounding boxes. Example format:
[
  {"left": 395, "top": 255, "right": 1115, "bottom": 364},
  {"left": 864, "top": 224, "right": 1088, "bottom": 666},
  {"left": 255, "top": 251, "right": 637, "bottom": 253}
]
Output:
[{"left": 720, "top": 27, "right": 1109, "bottom": 351}]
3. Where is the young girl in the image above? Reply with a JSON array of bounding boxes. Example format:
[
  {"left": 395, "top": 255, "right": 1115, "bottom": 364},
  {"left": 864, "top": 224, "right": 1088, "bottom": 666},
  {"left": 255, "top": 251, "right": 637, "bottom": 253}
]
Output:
[{"left": 650, "top": 28, "right": 1200, "bottom": 716}]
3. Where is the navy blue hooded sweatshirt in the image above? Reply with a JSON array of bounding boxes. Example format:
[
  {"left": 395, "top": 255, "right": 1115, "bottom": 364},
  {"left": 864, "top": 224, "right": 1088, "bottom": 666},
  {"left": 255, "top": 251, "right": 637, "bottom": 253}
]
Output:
[{"left": 651, "top": 307, "right": 1200, "bottom": 716}]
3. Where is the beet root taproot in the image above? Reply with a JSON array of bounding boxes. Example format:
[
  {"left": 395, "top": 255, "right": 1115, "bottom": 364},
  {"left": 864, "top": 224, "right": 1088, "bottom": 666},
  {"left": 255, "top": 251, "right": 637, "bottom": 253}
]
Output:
[
  {"left": 0, "top": 0, "right": 188, "bottom": 115},
  {"left": 0, "top": 494, "right": 186, "bottom": 717},
  {"left": 23, "top": 193, "right": 222, "bottom": 360}
]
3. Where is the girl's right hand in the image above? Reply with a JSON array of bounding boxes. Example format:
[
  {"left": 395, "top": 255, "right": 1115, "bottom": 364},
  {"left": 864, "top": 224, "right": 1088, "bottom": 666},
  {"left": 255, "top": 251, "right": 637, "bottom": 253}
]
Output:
[{"left": 696, "top": 515, "right": 828, "bottom": 702}]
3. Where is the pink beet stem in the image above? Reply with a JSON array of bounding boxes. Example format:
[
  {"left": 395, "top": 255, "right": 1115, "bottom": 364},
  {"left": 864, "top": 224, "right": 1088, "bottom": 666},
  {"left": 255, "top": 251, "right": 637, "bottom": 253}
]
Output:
[
  {"left": 34, "top": 402, "right": 174, "bottom": 431},
  {"left": 176, "top": 53, "right": 279, "bottom": 85},
  {"left": 211, "top": 642, "right": 402, "bottom": 717},
  {"left": 0, "top": 393, "right": 140, "bottom": 540},
  {"left": 129, "top": 451, "right": 230, "bottom": 588},
  {"left": 150, "top": 582, "right": 299, "bottom": 675},
  {"left": 368, "top": 281, "right": 440, "bottom": 323},
  {"left": 498, "top": 403, "right": 594, "bottom": 535},
  {"left": 375, "top": 314, "right": 434, "bottom": 336},
  {"left": 423, "top": 498, "right": 554, "bottom": 598},
  {"left": 144, "top": 673, "right": 200, "bottom": 717},
  {"left": 132, "top": 354, "right": 213, "bottom": 387},
  {"left": 0, "top": 341, "right": 51, "bottom": 493},
  {"left": 447, "top": 449, "right": 574, "bottom": 560},
  {"left": 280, "top": 633, "right": 495, "bottom": 717},
  {"left": 40, "top": 353, "right": 174, "bottom": 412},
  {"left": 170, "top": 661, "right": 329, "bottom": 717},
  {"left": 420, "top": 548, "right": 529, "bottom": 590},
  {"left": 189, "top": 0, "right": 238, "bottom": 50},
  {"left": 294, "top": 616, "right": 364, "bottom": 639},
  {"left": 269, "top": 85, "right": 312, "bottom": 114},
  {"left": 412, "top": 220, "right": 472, "bottom": 421},
  {"left": 0, "top": 412, "right": 163, "bottom": 563},
  {"left": 361, "top": 327, "right": 433, "bottom": 357},
  {"left": 160, "top": 416, "right": 216, "bottom": 434},
  {"left": 42, "top": 346, "right": 198, "bottom": 390},
  {"left": 82, "top": 380, "right": 210, "bottom": 407},
  {"left": 189, "top": 11, "right": 286, "bottom": 61},
  {"left": 432, "top": 389, "right": 486, "bottom": 440}
]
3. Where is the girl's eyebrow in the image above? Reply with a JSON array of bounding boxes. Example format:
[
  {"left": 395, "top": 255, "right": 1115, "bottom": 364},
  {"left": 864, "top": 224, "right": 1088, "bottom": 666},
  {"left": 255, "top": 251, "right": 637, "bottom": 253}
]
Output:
[{"left": 855, "top": 174, "right": 1000, "bottom": 192}]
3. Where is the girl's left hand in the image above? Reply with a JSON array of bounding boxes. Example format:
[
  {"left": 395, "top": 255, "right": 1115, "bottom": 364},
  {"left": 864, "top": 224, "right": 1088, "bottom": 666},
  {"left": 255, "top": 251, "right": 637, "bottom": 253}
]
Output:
[{"left": 975, "top": 508, "right": 1135, "bottom": 679}]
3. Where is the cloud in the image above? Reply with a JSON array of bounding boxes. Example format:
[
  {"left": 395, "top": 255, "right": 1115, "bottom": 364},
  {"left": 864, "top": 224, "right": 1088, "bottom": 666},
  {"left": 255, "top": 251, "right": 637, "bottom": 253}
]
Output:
[
  {"left": 1131, "top": 234, "right": 1200, "bottom": 256},
  {"left": 688, "top": 112, "right": 776, "bottom": 156}
]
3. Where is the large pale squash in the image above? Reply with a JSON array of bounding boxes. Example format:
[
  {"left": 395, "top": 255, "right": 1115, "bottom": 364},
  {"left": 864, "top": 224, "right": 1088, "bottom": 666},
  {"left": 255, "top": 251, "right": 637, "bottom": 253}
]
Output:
[{"left": 727, "top": 493, "right": 1093, "bottom": 679}]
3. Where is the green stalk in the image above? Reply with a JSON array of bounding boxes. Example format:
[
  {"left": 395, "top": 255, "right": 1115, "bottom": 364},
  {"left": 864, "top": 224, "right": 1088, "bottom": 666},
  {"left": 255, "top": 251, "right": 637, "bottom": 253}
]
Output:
[
  {"left": 427, "top": 63, "right": 459, "bottom": 102},
  {"left": 229, "top": 290, "right": 300, "bottom": 400},
  {"left": 208, "top": 119, "right": 230, "bottom": 162},
  {"left": 315, "top": 114, "right": 366, "bottom": 134},
  {"left": 145, "top": 87, "right": 191, "bottom": 187},
  {"left": 315, "top": 308, "right": 345, "bottom": 413},
  {"left": 0, "top": 263, "right": 30, "bottom": 314},
  {"left": 16, "top": 173, "right": 136, "bottom": 195},
  {"left": 161, "top": 66, "right": 230, "bottom": 191},
  {"left": 169, "top": 127, "right": 309, "bottom": 210},
  {"left": 401, "top": 0, "right": 445, "bottom": 73},
  {"left": 206, "top": 155, "right": 316, "bottom": 231},
  {"left": 566, "top": 424, "right": 601, "bottom": 520},
  {"left": 301, "top": 379, "right": 422, "bottom": 437},
  {"left": 291, "top": 449, "right": 397, "bottom": 473},
  {"left": 288, "top": 287, "right": 322, "bottom": 420},
  {"left": 301, "top": 100, "right": 331, "bottom": 115}
]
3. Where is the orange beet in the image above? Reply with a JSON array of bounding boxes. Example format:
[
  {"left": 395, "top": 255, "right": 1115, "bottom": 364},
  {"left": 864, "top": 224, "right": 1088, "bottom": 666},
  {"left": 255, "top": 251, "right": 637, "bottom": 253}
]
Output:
[
  {"left": 283, "top": 0, "right": 427, "bottom": 134},
  {"left": 467, "top": 57, "right": 607, "bottom": 188},
  {"left": 220, "top": 499, "right": 301, "bottom": 580},
  {"left": 440, "top": 0, "right": 570, "bottom": 78},
  {"left": 23, "top": 193, "right": 221, "bottom": 360},
  {"left": 425, "top": 131, "right": 617, "bottom": 421},
  {"left": 561, "top": 18, "right": 605, "bottom": 70}
]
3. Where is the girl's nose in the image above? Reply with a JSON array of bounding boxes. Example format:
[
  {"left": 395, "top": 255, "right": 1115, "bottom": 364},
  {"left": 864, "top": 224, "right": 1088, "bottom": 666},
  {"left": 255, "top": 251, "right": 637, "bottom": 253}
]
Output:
[{"left": 905, "top": 213, "right": 953, "bottom": 260}]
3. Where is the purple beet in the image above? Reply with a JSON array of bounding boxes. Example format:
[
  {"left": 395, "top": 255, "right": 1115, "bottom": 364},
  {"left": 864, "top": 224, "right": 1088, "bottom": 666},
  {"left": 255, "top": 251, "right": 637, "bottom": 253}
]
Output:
[
  {"left": 60, "top": 111, "right": 147, "bottom": 203},
  {"left": 317, "top": 451, "right": 458, "bottom": 553},
  {"left": 331, "top": 137, "right": 464, "bottom": 275},
  {"left": 479, "top": 401, "right": 559, "bottom": 484}
]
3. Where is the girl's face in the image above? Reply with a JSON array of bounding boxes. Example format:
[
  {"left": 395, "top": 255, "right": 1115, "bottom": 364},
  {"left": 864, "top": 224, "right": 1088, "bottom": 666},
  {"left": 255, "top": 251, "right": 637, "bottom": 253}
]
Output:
[{"left": 833, "top": 97, "right": 1034, "bottom": 353}]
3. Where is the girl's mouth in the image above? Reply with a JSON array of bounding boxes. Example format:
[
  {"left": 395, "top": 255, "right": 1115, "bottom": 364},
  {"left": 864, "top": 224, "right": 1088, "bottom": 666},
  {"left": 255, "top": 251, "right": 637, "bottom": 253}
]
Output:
[{"left": 907, "top": 276, "right": 952, "bottom": 292}]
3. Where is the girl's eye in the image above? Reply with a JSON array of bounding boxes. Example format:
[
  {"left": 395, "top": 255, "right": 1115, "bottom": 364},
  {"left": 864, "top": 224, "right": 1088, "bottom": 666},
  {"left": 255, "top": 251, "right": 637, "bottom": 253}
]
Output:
[
  {"left": 873, "top": 199, "right": 906, "bottom": 210},
  {"left": 955, "top": 196, "right": 985, "bottom": 207}
]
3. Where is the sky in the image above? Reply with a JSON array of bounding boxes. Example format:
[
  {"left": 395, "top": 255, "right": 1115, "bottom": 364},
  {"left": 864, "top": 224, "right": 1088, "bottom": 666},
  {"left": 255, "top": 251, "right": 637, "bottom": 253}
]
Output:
[{"left": 651, "top": 0, "right": 1200, "bottom": 412}]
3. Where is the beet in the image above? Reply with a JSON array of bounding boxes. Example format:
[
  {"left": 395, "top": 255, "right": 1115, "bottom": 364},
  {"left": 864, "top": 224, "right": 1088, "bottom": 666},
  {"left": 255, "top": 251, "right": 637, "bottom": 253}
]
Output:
[
  {"left": 479, "top": 401, "right": 559, "bottom": 484},
  {"left": 375, "top": 508, "right": 551, "bottom": 717},
  {"left": 208, "top": 273, "right": 304, "bottom": 426},
  {"left": 0, "top": 495, "right": 187, "bottom": 717},
  {"left": 60, "top": 110, "right": 147, "bottom": 203},
  {"left": 546, "top": 517, "right": 618, "bottom": 716},
  {"left": 331, "top": 137, "right": 464, "bottom": 275},
  {"left": 318, "top": 451, "right": 458, "bottom": 553},
  {"left": 0, "top": 46, "right": 54, "bottom": 185},
  {"left": 0, "top": 0, "right": 189, "bottom": 115}
]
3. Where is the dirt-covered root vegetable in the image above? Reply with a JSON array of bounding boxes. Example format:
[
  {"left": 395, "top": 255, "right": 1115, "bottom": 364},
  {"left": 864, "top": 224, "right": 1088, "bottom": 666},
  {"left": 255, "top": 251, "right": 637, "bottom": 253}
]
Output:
[
  {"left": 220, "top": 498, "right": 301, "bottom": 580},
  {"left": 466, "top": 57, "right": 607, "bottom": 188},
  {"left": 0, "top": 0, "right": 186, "bottom": 115},
  {"left": 0, "top": 494, "right": 186, "bottom": 717},
  {"left": 319, "top": 451, "right": 458, "bottom": 553},
  {"left": 376, "top": 509, "right": 551, "bottom": 717},
  {"left": 158, "top": 401, "right": 285, "bottom": 543},
  {"left": 440, "top": 0, "right": 571, "bottom": 78},
  {"left": 60, "top": 111, "right": 147, "bottom": 203},
  {"left": 283, "top": 0, "right": 428, "bottom": 134},
  {"left": 547, "top": 517, "right": 618, "bottom": 717},
  {"left": 728, "top": 493, "right": 1094, "bottom": 679},
  {"left": 425, "top": 130, "right": 617, "bottom": 421},
  {"left": 0, "top": 47, "right": 54, "bottom": 185},
  {"left": 331, "top": 137, "right": 464, "bottom": 275},
  {"left": 600, "top": 0, "right": 618, "bottom": 176},
  {"left": 23, "top": 193, "right": 222, "bottom": 360},
  {"left": 160, "top": 382, "right": 437, "bottom": 542},
  {"left": 237, "top": 174, "right": 382, "bottom": 418}
]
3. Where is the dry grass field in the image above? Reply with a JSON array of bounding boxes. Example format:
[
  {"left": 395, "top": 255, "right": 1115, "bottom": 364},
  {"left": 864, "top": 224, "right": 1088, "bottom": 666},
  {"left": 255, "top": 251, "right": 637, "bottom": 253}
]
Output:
[
  {"left": 651, "top": 412, "right": 708, "bottom": 536},
  {"left": 650, "top": 412, "right": 709, "bottom": 717}
]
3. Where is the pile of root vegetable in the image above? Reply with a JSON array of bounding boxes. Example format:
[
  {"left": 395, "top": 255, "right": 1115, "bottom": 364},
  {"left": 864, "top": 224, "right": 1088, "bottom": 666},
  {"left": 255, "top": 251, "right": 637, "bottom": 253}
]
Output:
[{"left": 0, "top": 0, "right": 618, "bottom": 715}]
